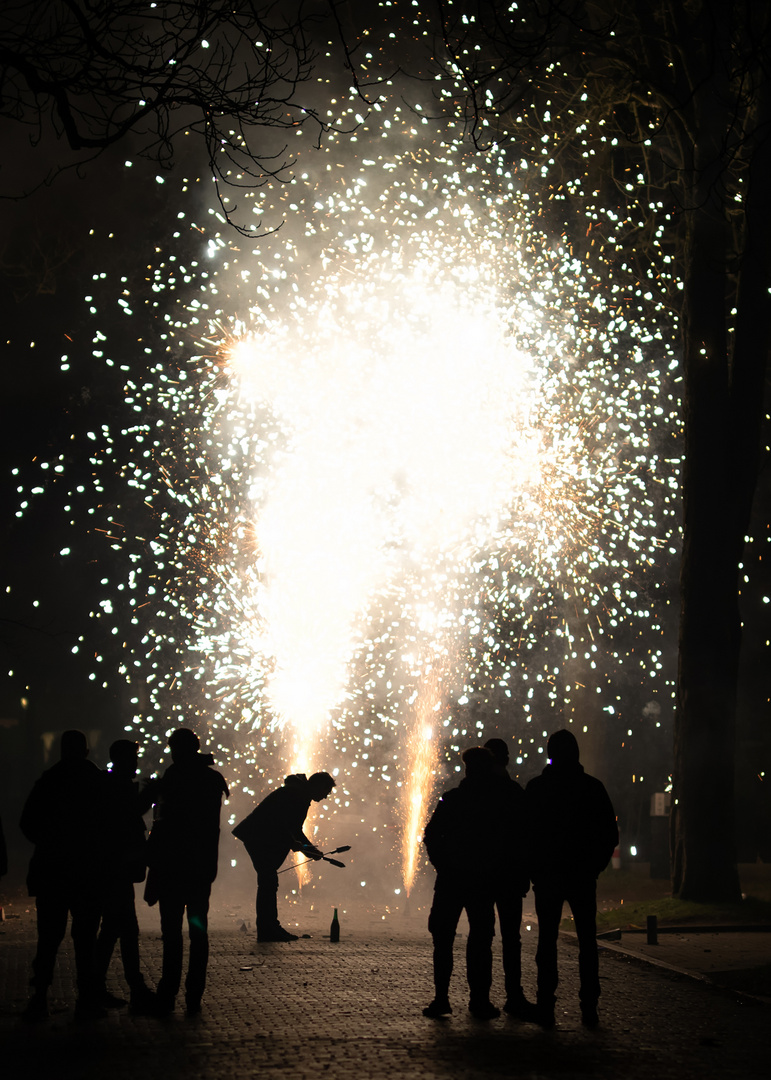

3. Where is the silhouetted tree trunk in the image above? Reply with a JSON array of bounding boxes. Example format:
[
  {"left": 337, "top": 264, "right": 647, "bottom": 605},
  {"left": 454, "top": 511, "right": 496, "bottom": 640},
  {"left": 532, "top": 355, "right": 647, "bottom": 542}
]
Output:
[
  {"left": 672, "top": 33, "right": 771, "bottom": 900},
  {"left": 435, "top": 0, "right": 771, "bottom": 900}
]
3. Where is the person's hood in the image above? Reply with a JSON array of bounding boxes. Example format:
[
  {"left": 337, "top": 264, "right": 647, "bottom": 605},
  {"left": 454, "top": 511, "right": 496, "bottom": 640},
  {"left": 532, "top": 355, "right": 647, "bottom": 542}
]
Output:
[
  {"left": 167, "top": 751, "right": 216, "bottom": 773},
  {"left": 283, "top": 773, "right": 308, "bottom": 788}
]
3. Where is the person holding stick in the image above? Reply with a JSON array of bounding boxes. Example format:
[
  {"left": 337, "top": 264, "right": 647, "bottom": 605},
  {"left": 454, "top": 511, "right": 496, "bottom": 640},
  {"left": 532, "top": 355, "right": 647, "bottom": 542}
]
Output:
[{"left": 232, "top": 771, "right": 336, "bottom": 941}]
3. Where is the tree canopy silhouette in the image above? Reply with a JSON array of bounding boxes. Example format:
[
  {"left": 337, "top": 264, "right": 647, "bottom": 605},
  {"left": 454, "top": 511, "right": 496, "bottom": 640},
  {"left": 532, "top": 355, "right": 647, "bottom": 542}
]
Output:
[{"left": 0, "top": 0, "right": 373, "bottom": 232}]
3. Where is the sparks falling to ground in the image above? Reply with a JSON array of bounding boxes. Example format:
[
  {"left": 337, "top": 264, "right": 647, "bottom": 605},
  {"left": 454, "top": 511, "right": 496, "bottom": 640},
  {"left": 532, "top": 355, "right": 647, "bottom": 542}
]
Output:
[{"left": 9, "top": 55, "right": 681, "bottom": 901}]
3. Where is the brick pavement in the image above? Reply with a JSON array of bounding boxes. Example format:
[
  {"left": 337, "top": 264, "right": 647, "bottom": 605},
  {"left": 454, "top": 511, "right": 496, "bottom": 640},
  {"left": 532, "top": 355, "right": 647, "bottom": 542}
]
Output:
[{"left": 1, "top": 899, "right": 768, "bottom": 1080}]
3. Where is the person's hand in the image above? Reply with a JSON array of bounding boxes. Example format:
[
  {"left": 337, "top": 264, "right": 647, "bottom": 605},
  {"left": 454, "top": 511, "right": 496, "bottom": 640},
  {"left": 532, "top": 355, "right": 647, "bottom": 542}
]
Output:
[{"left": 302, "top": 843, "right": 324, "bottom": 861}]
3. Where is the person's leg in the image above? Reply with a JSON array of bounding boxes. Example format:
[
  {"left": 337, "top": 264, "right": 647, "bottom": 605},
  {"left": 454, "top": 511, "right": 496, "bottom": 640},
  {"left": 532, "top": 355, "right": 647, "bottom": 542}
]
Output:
[
  {"left": 25, "top": 891, "right": 69, "bottom": 1018},
  {"left": 253, "top": 850, "right": 297, "bottom": 939},
  {"left": 113, "top": 880, "right": 149, "bottom": 998},
  {"left": 70, "top": 889, "right": 102, "bottom": 1007},
  {"left": 256, "top": 863, "right": 280, "bottom": 932},
  {"left": 495, "top": 887, "right": 526, "bottom": 1010},
  {"left": 567, "top": 878, "right": 600, "bottom": 1025},
  {"left": 156, "top": 886, "right": 185, "bottom": 1011},
  {"left": 184, "top": 884, "right": 211, "bottom": 1013},
  {"left": 423, "top": 877, "right": 463, "bottom": 1015},
  {"left": 95, "top": 879, "right": 122, "bottom": 998},
  {"left": 465, "top": 890, "right": 498, "bottom": 1018},
  {"left": 534, "top": 886, "right": 563, "bottom": 1024}
]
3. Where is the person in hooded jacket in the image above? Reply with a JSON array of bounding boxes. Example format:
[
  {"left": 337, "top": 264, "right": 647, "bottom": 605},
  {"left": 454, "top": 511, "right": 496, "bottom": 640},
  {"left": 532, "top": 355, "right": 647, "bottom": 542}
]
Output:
[
  {"left": 525, "top": 729, "right": 618, "bottom": 1028},
  {"left": 19, "top": 729, "right": 108, "bottom": 1021},
  {"left": 94, "top": 739, "right": 155, "bottom": 1013},
  {"left": 144, "top": 728, "right": 229, "bottom": 1016},
  {"left": 483, "top": 736, "right": 532, "bottom": 1017},
  {"left": 232, "top": 771, "right": 335, "bottom": 941},
  {"left": 422, "top": 746, "right": 520, "bottom": 1020}
]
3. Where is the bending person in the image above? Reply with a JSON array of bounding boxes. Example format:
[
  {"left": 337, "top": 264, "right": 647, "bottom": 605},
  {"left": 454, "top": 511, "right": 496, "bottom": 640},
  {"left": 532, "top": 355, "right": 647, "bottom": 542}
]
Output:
[{"left": 233, "top": 771, "right": 336, "bottom": 941}]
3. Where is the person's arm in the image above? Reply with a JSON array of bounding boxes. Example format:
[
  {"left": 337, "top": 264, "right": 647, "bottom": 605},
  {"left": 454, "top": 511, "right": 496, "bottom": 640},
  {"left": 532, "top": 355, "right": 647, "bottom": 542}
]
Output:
[
  {"left": 285, "top": 795, "right": 323, "bottom": 857},
  {"left": 291, "top": 816, "right": 323, "bottom": 858},
  {"left": 137, "top": 777, "right": 160, "bottom": 816},
  {"left": 423, "top": 795, "right": 453, "bottom": 869},
  {"left": 595, "top": 783, "right": 620, "bottom": 875},
  {"left": 19, "top": 779, "right": 45, "bottom": 845}
]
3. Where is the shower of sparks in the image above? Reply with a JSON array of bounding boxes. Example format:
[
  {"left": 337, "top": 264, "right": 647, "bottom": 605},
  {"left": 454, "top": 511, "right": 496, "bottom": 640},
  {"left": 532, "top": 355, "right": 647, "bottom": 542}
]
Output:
[
  {"left": 400, "top": 658, "right": 447, "bottom": 895},
  {"left": 9, "top": 32, "right": 682, "bottom": 900},
  {"left": 221, "top": 264, "right": 542, "bottom": 752}
]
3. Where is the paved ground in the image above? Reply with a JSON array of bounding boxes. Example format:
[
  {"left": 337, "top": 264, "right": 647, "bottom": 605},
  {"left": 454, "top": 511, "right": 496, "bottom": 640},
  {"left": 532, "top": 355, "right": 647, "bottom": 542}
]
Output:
[
  {"left": 596, "top": 928, "right": 771, "bottom": 1002},
  {"left": 1, "top": 896, "right": 768, "bottom": 1080}
]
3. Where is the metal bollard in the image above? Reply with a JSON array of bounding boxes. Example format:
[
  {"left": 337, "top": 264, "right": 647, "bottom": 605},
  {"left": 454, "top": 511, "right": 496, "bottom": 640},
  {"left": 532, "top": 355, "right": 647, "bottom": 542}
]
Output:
[{"left": 646, "top": 914, "right": 658, "bottom": 945}]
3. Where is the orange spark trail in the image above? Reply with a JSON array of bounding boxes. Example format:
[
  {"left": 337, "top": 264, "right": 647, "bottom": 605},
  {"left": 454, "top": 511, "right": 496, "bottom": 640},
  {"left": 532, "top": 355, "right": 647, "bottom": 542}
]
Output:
[{"left": 401, "top": 663, "right": 443, "bottom": 895}]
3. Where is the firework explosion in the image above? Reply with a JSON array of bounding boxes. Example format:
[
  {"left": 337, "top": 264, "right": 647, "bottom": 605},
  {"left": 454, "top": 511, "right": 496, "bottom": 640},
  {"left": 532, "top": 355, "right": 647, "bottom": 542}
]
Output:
[{"left": 9, "top": 46, "right": 680, "bottom": 904}]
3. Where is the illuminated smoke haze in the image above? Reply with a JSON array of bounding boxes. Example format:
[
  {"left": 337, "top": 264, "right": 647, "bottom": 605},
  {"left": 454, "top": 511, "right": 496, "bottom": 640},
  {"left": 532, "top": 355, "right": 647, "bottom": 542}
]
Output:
[{"left": 10, "top": 56, "right": 681, "bottom": 907}]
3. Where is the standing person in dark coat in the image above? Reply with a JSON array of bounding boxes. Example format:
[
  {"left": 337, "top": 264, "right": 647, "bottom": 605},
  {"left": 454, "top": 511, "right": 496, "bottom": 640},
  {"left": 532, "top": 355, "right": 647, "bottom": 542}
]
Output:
[
  {"left": 144, "top": 728, "right": 229, "bottom": 1016},
  {"left": 422, "top": 746, "right": 516, "bottom": 1020},
  {"left": 95, "top": 739, "right": 155, "bottom": 1012},
  {"left": 19, "top": 729, "right": 108, "bottom": 1021},
  {"left": 484, "top": 737, "right": 532, "bottom": 1017},
  {"left": 232, "top": 770, "right": 336, "bottom": 941},
  {"left": 525, "top": 729, "right": 619, "bottom": 1028}
]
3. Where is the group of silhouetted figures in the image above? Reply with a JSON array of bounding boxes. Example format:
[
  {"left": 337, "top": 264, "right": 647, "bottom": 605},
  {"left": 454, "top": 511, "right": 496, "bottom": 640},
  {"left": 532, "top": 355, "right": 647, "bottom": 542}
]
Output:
[
  {"left": 10, "top": 724, "right": 617, "bottom": 1028},
  {"left": 15, "top": 728, "right": 229, "bottom": 1020},
  {"left": 12, "top": 726, "right": 337, "bottom": 1021},
  {"left": 423, "top": 732, "right": 618, "bottom": 1027}
]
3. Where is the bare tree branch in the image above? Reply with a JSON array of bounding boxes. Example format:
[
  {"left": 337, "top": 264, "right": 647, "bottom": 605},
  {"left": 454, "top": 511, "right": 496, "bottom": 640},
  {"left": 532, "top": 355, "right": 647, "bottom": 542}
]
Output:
[{"left": 0, "top": 0, "right": 380, "bottom": 233}]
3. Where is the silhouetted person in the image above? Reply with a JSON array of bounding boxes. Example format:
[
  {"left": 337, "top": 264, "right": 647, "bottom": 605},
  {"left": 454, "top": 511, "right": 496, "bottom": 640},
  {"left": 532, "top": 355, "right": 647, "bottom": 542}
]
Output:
[
  {"left": 484, "top": 736, "right": 532, "bottom": 1017},
  {"left": 525, "top": 729, "right": 618, "bottom": 1028},
  {"left": 95, "top": 739, "right": 155, "bottom": 1012},
  {"left": 144, "top": 728, "right": 229, "bottom": 1015},
  {"left": 232, "top": 771, "right": 335, "bottom": 941},
  {"left": 19, "top": 729, "right": 108, "bottom": 1021},
  {"left": 423, "top": 746, "right": 516, "bottom": 1020}
]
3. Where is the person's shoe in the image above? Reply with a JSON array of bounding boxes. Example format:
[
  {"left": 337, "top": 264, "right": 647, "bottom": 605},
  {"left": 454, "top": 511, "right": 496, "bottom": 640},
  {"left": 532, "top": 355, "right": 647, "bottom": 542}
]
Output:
[
  {"left": 468, "top": 999, "right": 501, "bottom": 1020},
  {"left": 535, "top": 1001, "right": 556, "bottom": 1028},
  {"left": 152, "top": 995, "right": 176, "bottom": 1017},
  {"left": 22, "top": 994, "right": 49, "bottom": 1022},
  {"left": 581, "top": 1003, "right": 599, "bottom": 1028},
  {"left": 129, "top": 984, "right": 157, "bottom": 1015},
  {"left": 74, "top": 997, "right": 108, "bottom": 1022},
  {"left": 503, "top": 992, "right": 537, "bottom": 1020},
  {"left": 422, "top": 997, "right": 452, "bottom": 1018},
  {"left": 99, "top": 990, "right": 127, "bottom": 1009},
  {"left": 185, "top": 997, "right": 202, "bottom": 1017},
  {"left": 257, "top": 926, "right": 298, "bottom": 942}
]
